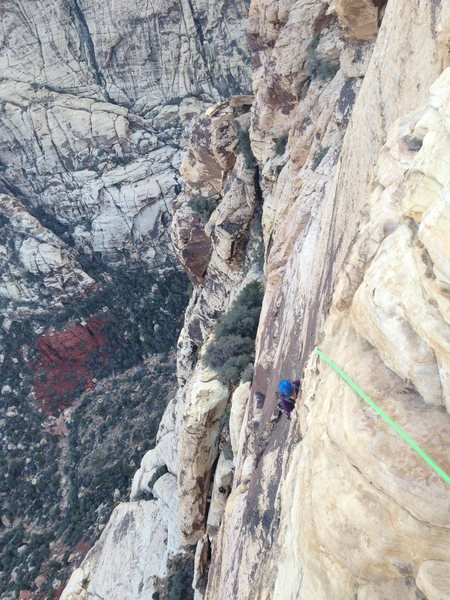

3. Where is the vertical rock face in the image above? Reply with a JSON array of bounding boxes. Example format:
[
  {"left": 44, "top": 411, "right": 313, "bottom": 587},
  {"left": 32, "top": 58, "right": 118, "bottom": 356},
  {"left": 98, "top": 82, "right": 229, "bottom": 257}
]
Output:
[
  {"left": 62, "top": 89, "right": 265, "bottom": 597},
  {"left": 267, "top": 67, "right": 450, "bottom": 600},
  {"left": 204, "top": 1, "right": 450, "bottom": 599},
  {"left": 177, "top": 365, "right": 230, "bottom": 545}
]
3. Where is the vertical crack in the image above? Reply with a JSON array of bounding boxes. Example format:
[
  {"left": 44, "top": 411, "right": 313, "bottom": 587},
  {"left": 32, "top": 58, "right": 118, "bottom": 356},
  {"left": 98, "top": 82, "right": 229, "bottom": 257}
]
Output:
[
  {"left": 71, "top": 0, "right": 112, "bottom": 102},
  {"left": 183, "top": 0, "right": 215, "bottom": 93}
]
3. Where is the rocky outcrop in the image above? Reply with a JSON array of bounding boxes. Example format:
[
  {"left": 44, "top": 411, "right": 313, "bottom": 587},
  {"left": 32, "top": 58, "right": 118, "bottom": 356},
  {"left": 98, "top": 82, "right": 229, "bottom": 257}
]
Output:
[
  {"left": 61, "top": 89, "right": 264, "bottom": 597},
  {"left": 170, "top": 198, "right": 212, "bottom": 283},
  {"left": 61, "top": 498, "right": 176, "bottom": 600},
  {"left": 180, "top": 103, "right": 239, "bottom": 196},
  {"left": 334, "top": 0, "right": 385, "bottom": 40},
  {"left": 1, "top": 1, "right": 253, "bottom": 597},
  {"left": 266, "top": 68, "right": 450, "bottom": 600},
  {"left": 0, "top": 192, "right": 95, "bottom": 319},
  {"left": 229, "top": 382, "right": 251, "bottom": 457},
  {"left": 178, "top": 365, "right": 230, "bottom": 545},
  {"left": 144, "top": 96, "right": 265, "bottom": 551},
  {"left": 205, "top": 1, "right": 450, "bottom": 599}
]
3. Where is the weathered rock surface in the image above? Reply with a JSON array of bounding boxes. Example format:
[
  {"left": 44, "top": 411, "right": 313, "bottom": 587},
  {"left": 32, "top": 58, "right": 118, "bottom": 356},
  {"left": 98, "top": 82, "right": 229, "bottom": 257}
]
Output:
[
  {"left": 0, "top": 0, "right": 252, "bottom": 275},
  {"left": 0, "top": 191, "right": 94, "bottom": 318},
  {"left": 171, "top": 103, "right": 264, "bottom": 549},
  {"left": 60, "top": 499, "right": 176, "bottom": 600},
  {"left": 2, "top": 0, "right": 252, "bottom": 597},
  {"left": 178, "top": 365, "right": 230, "bottom": 545},
  {"left": 171, "top": 196, "right": 212, "bottom": 283},
  {"left": 56, "top": 0, "right": 450, "bottom": 599},
  {"left": 267, "top": 71, "right": 450, "bottom": 599},
  {"left": 180, "top": 103, "right": 238, "bottom": 196},
  {"left": 61, "top": 88, "right": 264, "bottom": 597},
  {"left": 334, "top": 0, "right": 383, "bottom": 40},
  {"left": 229, "top": 382, "right": 251, "bottom": 457},
  {"left": 416, "top": 560, "right": 450, "bottom": 600},
  {"left": 206, "top": 451, "right": 234, "bottom": 540},
  {"left": 205, "top": 1, "right": 450, "bottom": 599},
  {"left": 172, "top": 98, "right": 255, "bottom": 283}
]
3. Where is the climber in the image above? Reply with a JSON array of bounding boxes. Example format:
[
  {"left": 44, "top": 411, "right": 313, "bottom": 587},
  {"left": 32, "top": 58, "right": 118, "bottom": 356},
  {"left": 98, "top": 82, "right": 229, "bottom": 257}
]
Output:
[{"left": 276, "top": 379, "right": 300, "bottom": 421}]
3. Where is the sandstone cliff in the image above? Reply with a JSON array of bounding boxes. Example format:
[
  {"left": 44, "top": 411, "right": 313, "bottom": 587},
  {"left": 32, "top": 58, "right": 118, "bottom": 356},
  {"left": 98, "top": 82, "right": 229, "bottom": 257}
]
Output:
[
  {"left": 0, "top": 0, "right": 251, "bottom": 269},
  {"left": 62, "top": 91, "right": 265, "bottom": 598},
  {"left": 206, "top": 1, "right": 450, "bottom": 599},
  {"left": 57, "top": 0, "right": 450, "bottom": 598}
]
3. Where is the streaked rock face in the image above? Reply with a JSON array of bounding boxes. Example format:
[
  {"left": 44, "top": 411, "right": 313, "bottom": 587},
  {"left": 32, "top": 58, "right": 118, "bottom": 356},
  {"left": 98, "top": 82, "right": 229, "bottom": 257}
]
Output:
[
  {"left": 268, "top": 70, "right": 450, "bottom": 599},
  {"left": 205, "top": 1, "right": 450, "bottom": 599}
]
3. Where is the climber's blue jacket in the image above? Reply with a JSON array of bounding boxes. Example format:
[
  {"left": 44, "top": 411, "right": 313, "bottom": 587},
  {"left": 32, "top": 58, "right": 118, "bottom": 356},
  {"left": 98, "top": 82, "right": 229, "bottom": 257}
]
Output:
[{"left": 276, "top": 379, "right": 300, "bottom": 419}]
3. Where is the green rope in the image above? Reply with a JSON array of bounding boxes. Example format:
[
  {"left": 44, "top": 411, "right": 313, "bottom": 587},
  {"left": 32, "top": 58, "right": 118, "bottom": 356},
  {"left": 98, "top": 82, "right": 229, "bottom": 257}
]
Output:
[{"left": 314, "top": 347, "right": 450, "bottom": 486}]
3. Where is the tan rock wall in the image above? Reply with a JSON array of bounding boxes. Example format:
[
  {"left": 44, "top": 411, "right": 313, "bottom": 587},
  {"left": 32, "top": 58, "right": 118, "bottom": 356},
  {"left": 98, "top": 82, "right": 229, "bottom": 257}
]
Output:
[
  {"left": 178, "top": 365, "right": 230, "bottom": 545},
  {"left": 270, "top": 70, "right": 450, "bottom": 598},
  {"left": 334, "top": 0, "right": 380, "bottom": 40},
  {"left": 206, "top": 1, "right": 450, "bottom": 599}
]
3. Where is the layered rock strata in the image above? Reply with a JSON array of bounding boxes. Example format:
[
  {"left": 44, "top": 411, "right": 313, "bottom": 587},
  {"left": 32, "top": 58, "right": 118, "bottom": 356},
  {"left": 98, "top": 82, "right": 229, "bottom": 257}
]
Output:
[{"left": 0, "top": 0, "right": 252, "bottom": 272}]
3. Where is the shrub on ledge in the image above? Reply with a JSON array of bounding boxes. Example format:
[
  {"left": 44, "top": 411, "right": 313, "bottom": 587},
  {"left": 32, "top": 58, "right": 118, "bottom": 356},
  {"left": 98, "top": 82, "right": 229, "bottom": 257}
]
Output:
[
  {"left": 203, "top": 282, "right": 263, "bottom": 386},
  {"left": 188, "top": 195, "right": 219, "bottom": 223}
]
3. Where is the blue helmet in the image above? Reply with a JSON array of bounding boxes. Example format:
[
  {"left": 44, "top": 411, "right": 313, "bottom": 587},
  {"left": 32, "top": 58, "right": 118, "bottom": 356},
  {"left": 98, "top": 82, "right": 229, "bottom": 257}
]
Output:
[{"left": 278, "top": 379, "right": 293, "bottom": 396}]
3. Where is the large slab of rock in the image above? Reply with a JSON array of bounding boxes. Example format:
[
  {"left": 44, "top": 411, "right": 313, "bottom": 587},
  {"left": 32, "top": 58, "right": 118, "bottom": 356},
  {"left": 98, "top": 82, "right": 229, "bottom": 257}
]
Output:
[
  {"left": 229, "top": 382, "right": 251, "bottom": 457},
  {"left": 178, "top": 365, "right": 230, "bottom": 545},
  {"left": 206, "top": 1, "right": 450, "bottom": 599},
  {"left": 416, "top": 560, "right": 450, "bottom": 600},
  {"left": 267, "top": 61, "right": 450, "bottom": 600},
  {"left": 60, "top": 501, "right": 169, "bottom": 600}
]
